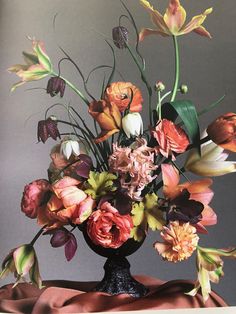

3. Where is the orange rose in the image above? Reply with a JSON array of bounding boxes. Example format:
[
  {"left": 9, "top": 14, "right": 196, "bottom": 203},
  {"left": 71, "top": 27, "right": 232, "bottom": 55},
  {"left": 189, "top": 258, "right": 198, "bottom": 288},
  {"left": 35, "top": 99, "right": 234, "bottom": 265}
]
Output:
[
  {"left": 88, "top": 99, "right": 121, "bottom": 143},
  {"left": 207, "top": 113, "right": 236, "bottom": 152},
  {"left": 105, "top": 82, "right": 143, "bottom": 112}
]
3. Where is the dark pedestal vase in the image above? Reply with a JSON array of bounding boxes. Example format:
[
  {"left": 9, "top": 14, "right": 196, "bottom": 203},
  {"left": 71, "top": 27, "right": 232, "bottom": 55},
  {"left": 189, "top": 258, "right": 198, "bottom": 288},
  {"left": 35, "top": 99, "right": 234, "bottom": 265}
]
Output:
[{"left": 82, "top": 225, "right": 149, "bottom": 298}]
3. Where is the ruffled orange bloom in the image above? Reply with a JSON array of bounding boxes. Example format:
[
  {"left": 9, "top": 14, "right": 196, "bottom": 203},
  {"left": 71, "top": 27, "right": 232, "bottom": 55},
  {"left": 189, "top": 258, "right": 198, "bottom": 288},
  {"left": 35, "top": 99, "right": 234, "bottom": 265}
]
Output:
[
  {"left": 105, "top": 82, "right": 143, "bottom": 112},
  {"left": 154, "top": 221, "right": 199, "bottom": 262},
  {"left": 162, "top": 164, "right": 217, "bottom": 232},
  {"left": 88, "top": 100, "right": 121, "bottom": 143},
  {"left": 207, "top": 113, "right": 236, "bottom": 153},
  {"left": 152, "top": 119, "right": 190, "bottom": 160}
]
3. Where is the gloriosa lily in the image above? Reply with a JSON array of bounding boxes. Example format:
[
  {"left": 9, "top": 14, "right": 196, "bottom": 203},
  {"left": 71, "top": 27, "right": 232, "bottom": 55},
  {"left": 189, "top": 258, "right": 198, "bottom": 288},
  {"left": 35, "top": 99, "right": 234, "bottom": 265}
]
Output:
[
  {"left": 185, "top": 140, "right": 236, "bottom": 176},
  {"left": 8, "top": 37, "right": 52, "bottom": 91},
  {"left": 139, "top": 0, "right": 212, "bottom": 40},
  {"left": 0, "top": 244, "right": 42, "bottom": 288},
  {"left": 187, "top": 246, "right": 236, "bottom": 302}
]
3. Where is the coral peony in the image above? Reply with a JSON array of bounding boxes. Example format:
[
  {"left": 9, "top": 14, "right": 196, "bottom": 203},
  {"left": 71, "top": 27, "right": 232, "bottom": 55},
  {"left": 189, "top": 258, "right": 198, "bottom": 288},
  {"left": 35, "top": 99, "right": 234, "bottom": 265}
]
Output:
[
  {"left": 152, "top": 119, "right": 189, "bottom": 160},
  {"left": 154, "top": 221, "right": 199, "bottom": 262},
  {"left": 21, "top": 179, "right": 50, "bottom": 219},
  {"left": 105, "top": 82, "right": 143, "bottom": 112},
  {"left": 87, "top": 201, "right": 133, "bottom": 249},
  {"left": 207, "top": 112, "right": 236, "bottom": 152}
]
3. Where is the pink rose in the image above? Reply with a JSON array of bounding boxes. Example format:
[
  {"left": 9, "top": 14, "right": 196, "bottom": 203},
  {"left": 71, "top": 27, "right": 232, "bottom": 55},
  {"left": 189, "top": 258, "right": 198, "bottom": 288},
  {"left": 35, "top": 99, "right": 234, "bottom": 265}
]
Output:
[
  {"left": 21, "top": 179, "right": 50, "bottom": 219},
  {"left": 87, "top": 202, "right": 133, "bottom": 249}
]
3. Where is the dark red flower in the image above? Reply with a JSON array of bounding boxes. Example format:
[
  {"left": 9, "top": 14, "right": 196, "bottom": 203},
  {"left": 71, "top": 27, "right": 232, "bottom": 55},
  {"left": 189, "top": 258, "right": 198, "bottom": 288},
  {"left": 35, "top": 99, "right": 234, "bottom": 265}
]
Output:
[
  {"left": 46, "top": 77, "right": 66, "bottom": 97},
  {"left": 112, "top": 26, "right": 129, "bottom": 49},
  {"left": 37, "top": 117, "right": 60, "bottom": 143}
]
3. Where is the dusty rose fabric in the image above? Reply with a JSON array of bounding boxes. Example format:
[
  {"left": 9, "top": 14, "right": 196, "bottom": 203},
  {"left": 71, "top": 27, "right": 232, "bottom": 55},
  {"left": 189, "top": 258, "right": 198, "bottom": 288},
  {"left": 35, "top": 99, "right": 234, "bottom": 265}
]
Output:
[{"left": 0, "top": 276, "right": 227, "bottom": 313}]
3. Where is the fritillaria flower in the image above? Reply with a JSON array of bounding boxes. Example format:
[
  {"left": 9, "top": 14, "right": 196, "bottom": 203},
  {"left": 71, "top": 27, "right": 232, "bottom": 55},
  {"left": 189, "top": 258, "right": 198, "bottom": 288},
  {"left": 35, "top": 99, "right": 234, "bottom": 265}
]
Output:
[
  {"left": 152, "top": 119, "right": 190, "bottom": 160},
  {"left": 21, "top": 179, "right": 51, "bottom": 219},
  {"left": 154, "top": 221, "right": 199, "bottom": 262},
  {"left": 112, "top": 26, "right": 129, "bottom": 49},
  {"left": 46, "top": 76, "right": 66, "bottom": 97},
  {"left": 88, "top": 100, "right": 121, "bottom": 143},
  {"left": 60, "top": 137, "right": 80, "bottom": 160},
  {"left": 122, "top": 112, "right": 143, "bottom": 138},
  {"left": 0, "top": 244, "right": 42, "bottom": 288},
  {"left": 185, "top": 140, "right": 236, "bottom": 177},
  {"left": 87, "top": 201, "right": 133, "bottom": 249},
  {"left": 161, "top": 164, "right": 217, "bottom": 232},
  {"left": 139, "top": 0, "right": 212, "bottom": 41},
  {"left": 207, "top": 113, "right": 236, "bottom": 152},
  {"left": 187, "top": 246, "right": 236, "bottom": 302},
  {"left": 8, "top": 38, "right": 52, "bottom": 91},
  {"left": 105, "top": 82, "right": 143, "bottom": 113},
  {"left": 37, "top": 117, "right": 61, "bottom": 143}
]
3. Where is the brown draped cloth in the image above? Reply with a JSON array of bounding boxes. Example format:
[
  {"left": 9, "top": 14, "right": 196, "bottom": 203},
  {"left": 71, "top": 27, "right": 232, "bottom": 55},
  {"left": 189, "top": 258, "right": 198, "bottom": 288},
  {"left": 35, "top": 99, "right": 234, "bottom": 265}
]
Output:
[{"left": 0, "top": 276, "right": 227, "bottom": 313}]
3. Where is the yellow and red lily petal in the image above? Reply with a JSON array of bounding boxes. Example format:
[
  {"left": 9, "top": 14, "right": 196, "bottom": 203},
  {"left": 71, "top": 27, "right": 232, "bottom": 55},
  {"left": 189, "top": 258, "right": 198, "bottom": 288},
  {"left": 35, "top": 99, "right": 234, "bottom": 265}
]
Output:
[
  {"left": 139, "top": 28, "right": 168, "bottom": 41},
  {"left": 179, "top": 8, "right": 213, "bottom": 38},
  {"left": 31, "top": 39, "right": 52, "bottom": 72},
  {"left": 194, "top": 25, "right": 212, "bottom": 39},
  {"left": 140, "top": 0, "right": 169, "bottom": 35},
  {"left": 163, "top": 0, "right": 186, "bottom": 35}
]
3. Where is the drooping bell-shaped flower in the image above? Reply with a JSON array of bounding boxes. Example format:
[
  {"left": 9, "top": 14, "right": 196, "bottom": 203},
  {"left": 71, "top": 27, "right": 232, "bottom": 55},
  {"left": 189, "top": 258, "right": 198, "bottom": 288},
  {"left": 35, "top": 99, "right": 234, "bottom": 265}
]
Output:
[
  {"left": 37, "top": 117, "right": 60, "bottom": 143},
  {"left": 46, "top": 76, "right": 66, "bottom": 97},
  {"left": 122, "top": 112, "right": 143, "bottom": 138},
  {"left": 60, "top": 137, "right": 80, "bottom": 160},
  {"left": 112, "top": 26, "right": 129, "bottom": 49}
]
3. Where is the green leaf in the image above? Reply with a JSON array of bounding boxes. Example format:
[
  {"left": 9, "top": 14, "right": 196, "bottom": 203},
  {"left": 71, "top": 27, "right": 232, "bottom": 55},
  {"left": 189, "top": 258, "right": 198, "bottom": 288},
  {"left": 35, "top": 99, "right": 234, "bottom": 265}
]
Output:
[
  {"left": 131, "top": 202, "right": 145, "bottom": 227},
  {"left": 85, "top": 171, "right": 117, "bottom": 199},
  {"left": 170, "top": 100, "right": 200, "bottom": 151},
  {"left": 130, "top": 226, "right": 145, "bottom": 242}
]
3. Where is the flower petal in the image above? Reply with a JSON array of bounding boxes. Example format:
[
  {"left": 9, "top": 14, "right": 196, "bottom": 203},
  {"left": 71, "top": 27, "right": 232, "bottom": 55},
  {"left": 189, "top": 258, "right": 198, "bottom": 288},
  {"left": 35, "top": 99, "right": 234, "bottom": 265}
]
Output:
[
  {"left": 163, "top": 0, "right": 186, "bottom": 35},
  {"left": 139, "top": 28, "right": 168, "bottom": 41},
  {"left": 65, "top": 234, "right": 77, "bottom": 261},
  {"left": 180, "top": 8, "right": 213, "bottom": 36},
  {"left": 194, "top": 25, "right": 212, "bottom": 39}
]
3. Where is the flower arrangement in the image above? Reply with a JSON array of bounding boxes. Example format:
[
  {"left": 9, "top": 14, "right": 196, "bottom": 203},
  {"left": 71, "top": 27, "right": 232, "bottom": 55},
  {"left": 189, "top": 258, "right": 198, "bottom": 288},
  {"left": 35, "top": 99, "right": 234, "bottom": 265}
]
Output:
[{"left": 1, "top": 0, "right": 236, "bottom": 303}]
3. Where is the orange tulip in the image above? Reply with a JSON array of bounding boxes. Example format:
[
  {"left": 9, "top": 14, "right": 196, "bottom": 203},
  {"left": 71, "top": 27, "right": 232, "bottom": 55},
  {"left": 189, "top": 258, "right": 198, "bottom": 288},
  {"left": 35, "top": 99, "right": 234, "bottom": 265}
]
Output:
[
  {"left": 104, "top": 82, "right": 143, "bottom": 112},
  {"left": 88, "top": 100, "right": 121, "bottom": 143},
  {"left": 207, "top": 113, "right": 236, "bottom": 152}
]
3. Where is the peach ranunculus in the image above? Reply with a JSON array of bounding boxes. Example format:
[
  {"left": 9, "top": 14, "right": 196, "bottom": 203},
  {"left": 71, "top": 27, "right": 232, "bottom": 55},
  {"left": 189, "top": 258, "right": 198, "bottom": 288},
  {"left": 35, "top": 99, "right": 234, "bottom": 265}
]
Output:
[
  {"left": 87, "top": 201, "right": 133, "bottom": 249},
  {"left": 38, "top": 176, "right": 95, "bottom": 229},
  {"left": 152, "top": 119, "right": 190, "bottom": 160},
  {"left": 21, "top": 179, "right": 51, "bottom": 219},
  {"left": 154, "top": 221, "right": 199, "bottom": 262},
  {"left": 88, "top": 100, "right": 121, "bottom": 143},
  {"left": 139, "top": 0, "right": 212, "bottom": 40},
  {"left": 207, "top": 113, "right": 236, "bottom": 153},
  {"left": 104, "top": 82, "right": 143, "bottom": 113},
  {"left": 161, "top": 164, "right": 217, "bottom": 232}
]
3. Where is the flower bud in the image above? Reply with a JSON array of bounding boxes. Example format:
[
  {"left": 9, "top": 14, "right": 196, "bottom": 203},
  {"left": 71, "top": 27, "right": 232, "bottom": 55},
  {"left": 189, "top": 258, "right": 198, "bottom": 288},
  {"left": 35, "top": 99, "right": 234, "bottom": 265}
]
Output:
[
  {"left": 122, "top": 112, "right": 143, "bottom": 138},
  {"left": 46, "top": 76, "right": 66, "bottom": 97},
  {"left": 180, "top": 84, "right": 188, "bottom": 94},
  {"left": 207, "top": 112, "right": 236, "bottom": 152},
  {"left": 155, "top": 81, "right": 165, "bottom": 92},
  {"left": 0, "top": 244, "right": 42, "bottom": 288},
  {"left": 112, "top": 26, "right": 129, "bottom": 49}
]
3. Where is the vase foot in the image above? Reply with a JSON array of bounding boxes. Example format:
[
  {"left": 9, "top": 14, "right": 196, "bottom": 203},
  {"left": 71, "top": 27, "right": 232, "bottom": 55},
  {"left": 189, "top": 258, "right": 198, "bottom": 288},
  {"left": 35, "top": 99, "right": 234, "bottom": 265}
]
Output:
[{"left": 94, "top": 256, "right": 149, "bottom": 298}]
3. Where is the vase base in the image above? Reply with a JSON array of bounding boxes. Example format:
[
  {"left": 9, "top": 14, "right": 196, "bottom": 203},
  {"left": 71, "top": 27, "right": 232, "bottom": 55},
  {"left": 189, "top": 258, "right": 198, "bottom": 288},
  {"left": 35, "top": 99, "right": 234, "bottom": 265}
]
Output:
[{"left": 94, "top": 256, "right": 149, "bottom": 298}]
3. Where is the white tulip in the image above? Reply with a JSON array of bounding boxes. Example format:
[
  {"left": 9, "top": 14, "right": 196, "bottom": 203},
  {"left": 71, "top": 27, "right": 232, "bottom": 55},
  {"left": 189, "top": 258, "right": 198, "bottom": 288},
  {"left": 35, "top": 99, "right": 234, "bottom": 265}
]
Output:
[
  {"left": 185, "top": 140, "right": 236, "bottom": 176},
  {"left": 60, "top": 138, "right": 80, "bottom": 160},
  {"left": 122, "top": 112, "right": 143, "bottom": 138}
]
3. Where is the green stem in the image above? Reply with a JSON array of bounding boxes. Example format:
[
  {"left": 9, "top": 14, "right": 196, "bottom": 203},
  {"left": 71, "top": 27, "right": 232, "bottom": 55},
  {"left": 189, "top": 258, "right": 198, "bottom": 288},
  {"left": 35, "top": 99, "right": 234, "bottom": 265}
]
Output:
[
  {"left": 52, "top": 72, "right": 90, "bottom": 106},
  {"left": 156, "top": 91, "right": 162, "bottom": 120},
  {"left": 30, "top": 226, "right": 46, "bottom": 246},
  {"left": 170, "top": 36, "right": 180, "bottom": 102}
]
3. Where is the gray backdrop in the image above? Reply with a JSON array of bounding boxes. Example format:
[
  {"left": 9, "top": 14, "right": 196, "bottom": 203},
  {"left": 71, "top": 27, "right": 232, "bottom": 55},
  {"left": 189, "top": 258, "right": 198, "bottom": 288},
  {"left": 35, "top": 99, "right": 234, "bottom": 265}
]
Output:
[{"left": 0, "top": 0, "right": 236, "bottom": 306}]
